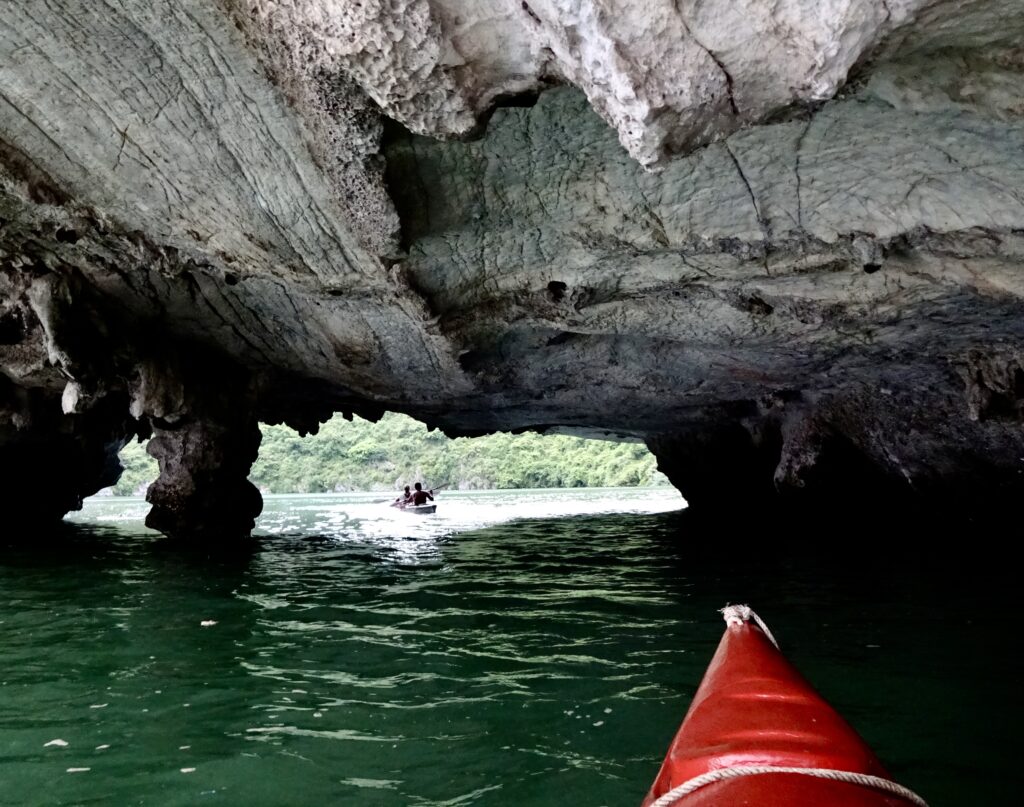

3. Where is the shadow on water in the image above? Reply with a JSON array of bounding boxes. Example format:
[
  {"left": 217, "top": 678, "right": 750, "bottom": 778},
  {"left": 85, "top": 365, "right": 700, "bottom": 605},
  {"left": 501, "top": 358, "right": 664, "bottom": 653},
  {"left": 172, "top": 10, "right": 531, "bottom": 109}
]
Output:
[{"left": 1, "top": 519, "right": 259, "bottom": 588}]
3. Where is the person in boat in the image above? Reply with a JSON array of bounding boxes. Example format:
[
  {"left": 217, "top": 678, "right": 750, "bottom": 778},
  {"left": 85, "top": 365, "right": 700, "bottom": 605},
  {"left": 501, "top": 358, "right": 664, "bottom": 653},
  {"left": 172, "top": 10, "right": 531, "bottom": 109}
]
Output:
[
  {"left": 409, "top": 482, "right": 434, "bottom": 506},
  {"left": 392, "top": 485, "right": 412, "bottom": 507}
]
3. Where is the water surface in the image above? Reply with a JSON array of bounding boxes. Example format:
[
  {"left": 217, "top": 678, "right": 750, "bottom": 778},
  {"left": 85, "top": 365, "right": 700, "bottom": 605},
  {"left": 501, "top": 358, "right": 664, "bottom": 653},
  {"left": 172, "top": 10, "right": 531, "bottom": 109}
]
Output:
[{"left": 0, "top": 489, "right": 1017, "bottom": 805}]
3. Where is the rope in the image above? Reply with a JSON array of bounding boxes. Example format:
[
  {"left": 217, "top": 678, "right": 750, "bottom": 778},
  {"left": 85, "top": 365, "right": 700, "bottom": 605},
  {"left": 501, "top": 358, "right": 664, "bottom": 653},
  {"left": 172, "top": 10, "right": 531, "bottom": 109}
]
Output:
[
  {"left": 647, "top": 605, "right": 929, "bottom": 807},
  {"left": 647, "top": 766, "right": 929, "bottom": 807},
  {"left": 719, "top": 603, "right": 779, "bottom": 649}
]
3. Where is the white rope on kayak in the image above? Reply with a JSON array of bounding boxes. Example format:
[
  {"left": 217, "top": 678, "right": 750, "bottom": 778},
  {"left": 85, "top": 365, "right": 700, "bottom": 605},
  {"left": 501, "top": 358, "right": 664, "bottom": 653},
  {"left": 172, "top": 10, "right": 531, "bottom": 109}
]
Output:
[
  {"left": 647, "top": 766, "right": 929, "bottom": 807},
  {"left": 720, "top": 603, "right": 779, "bottom": 649}
]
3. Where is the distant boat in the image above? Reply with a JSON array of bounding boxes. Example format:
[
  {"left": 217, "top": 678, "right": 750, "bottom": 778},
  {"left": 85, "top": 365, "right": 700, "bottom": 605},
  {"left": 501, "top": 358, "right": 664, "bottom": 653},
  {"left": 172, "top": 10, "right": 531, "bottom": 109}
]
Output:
[
  {"left": 400, "top": 504, "right": 436, "bottom": 515},
  {"left": 641, "top": 606, "right": 927, "bottom": 807}
]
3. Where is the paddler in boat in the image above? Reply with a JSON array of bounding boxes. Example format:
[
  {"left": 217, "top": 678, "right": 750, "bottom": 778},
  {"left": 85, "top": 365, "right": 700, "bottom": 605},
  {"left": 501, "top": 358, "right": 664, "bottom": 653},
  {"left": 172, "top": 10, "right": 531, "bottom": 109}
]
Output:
[
  {"left": 391, "top": 485, "right": 412, "bottom": 508},
  {"left": 410, "top": 482, "right": 434, "bottom": 507}
]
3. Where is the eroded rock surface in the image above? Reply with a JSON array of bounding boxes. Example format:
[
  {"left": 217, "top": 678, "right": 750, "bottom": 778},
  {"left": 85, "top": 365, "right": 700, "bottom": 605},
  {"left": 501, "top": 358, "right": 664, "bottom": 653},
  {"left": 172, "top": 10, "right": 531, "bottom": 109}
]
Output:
[{"left": 2, "top": 1, "right": 1023, "bottom": 535}]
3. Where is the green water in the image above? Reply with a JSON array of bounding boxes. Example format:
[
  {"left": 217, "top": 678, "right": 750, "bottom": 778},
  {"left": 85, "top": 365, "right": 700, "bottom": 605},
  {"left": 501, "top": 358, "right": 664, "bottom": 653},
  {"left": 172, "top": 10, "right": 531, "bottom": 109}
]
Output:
[{"left": 0, "top": 489, "right": 1018, "bottom": 805}]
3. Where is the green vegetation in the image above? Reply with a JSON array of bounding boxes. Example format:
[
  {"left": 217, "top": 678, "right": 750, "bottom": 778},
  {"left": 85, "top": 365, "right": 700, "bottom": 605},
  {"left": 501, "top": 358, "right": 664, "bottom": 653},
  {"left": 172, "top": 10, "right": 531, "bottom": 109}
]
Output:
[
  {"left": 112, "top": 412, "right": 667, "bottom": 495},
  {"left": 115, "top": 438, "right": 161, "bottom": 497}
]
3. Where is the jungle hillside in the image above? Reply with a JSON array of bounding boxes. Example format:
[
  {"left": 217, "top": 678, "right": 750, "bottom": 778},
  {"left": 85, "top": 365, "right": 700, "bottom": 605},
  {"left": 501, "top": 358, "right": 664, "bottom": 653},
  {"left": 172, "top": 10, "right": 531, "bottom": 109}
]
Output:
[{"left": 111, "top": 413, "right": 667, "bottom": 496}]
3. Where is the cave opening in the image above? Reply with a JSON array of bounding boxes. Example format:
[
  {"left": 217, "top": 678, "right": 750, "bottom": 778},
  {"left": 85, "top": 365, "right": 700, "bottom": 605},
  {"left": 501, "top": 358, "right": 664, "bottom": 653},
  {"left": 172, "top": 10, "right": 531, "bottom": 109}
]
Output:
[{"left": 107, "top": 412, "right": 669, "bottom": 500}]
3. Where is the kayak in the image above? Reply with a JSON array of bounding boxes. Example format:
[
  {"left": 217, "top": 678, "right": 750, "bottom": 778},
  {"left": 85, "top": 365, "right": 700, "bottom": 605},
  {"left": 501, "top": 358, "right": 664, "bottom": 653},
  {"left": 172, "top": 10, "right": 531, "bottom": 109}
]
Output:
[
  {"left": 400, "top": 504, "right": 436, "bottom": 515},
  {"left": 641, "top": 606, "right": 927, "bottom": 807}
]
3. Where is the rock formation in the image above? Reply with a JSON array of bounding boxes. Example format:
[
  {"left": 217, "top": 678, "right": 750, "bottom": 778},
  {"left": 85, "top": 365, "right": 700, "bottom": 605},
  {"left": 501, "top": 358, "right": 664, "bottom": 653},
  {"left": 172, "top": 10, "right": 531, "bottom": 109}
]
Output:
[{"left": 2, "top": 1, "right": 1023, "bottom": 536}]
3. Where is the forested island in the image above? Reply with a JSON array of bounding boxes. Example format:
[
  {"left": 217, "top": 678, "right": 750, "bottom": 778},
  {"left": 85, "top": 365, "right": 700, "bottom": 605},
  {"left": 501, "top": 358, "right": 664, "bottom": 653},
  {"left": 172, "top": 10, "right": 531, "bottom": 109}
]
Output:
[{"left": 112, "top": 413, "right": 666, "bottom": 496}]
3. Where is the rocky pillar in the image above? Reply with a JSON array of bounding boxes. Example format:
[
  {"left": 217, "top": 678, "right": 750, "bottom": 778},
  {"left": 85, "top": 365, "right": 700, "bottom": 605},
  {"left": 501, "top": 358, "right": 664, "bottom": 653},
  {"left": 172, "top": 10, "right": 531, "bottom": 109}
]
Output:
[
  {"left": 645, "top": 391, "right": 1017, "bottom": 522},
  {"left": 646, "top": 420, "right": 783, "bottom": 512},
  {"left": 145, "top": 415, "right": 263, "bottom": 540},
  {"left": 1, "top": 265, "right": 138, "bottom": 523},
  {"left": 132, "top": 361, "right": 263, "bottom": 540},
  {"left": 0, "top": 386, "right": 134, "bottom": 524}
]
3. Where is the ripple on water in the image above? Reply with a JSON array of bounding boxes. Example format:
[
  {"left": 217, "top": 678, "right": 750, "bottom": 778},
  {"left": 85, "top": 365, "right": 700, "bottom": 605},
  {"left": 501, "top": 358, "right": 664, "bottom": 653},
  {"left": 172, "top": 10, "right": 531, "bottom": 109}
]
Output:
[{"left": 1, "top": 488, "right": 1016, "bottom": 805}]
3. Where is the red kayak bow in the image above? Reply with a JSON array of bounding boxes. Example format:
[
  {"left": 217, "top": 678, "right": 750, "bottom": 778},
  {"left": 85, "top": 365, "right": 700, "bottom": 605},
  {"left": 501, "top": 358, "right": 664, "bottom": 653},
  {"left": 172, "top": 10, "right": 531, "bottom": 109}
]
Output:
[{"left": 641, "top": 606, "right": 927, "bottom": 807}]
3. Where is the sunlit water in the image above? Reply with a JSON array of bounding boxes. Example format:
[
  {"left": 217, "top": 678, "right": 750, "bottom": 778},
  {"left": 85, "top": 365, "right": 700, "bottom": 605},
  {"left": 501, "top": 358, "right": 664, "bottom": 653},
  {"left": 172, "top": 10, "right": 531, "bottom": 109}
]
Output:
[{"left": 0, "top": 488, "right": 1018, "bottom": 805}]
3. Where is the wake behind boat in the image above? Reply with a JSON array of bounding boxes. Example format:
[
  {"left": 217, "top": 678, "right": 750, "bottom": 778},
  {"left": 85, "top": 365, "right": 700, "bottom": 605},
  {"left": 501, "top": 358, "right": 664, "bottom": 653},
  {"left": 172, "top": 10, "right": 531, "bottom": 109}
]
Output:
[
  {"left": 400, "top": 503, "right": 436, "bottom": 515},
  {"left": 642, "top": 606, "right": 927, "bottom": 807}
]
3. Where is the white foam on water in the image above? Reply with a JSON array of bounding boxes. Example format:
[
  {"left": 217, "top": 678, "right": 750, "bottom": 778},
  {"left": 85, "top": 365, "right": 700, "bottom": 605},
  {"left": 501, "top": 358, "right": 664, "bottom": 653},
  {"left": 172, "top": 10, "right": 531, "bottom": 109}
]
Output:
[{"left": 77, "top": 488, "right": 685, "bottom": 544}]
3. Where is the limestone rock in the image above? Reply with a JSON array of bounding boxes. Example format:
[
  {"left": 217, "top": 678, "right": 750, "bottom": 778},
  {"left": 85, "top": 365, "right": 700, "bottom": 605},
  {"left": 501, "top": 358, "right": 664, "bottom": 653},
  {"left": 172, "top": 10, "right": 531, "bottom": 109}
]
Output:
[
  {"left": 146, "top": 415, "right": 263, "bottom": 541},
  {"left": 233, "top": 1, "right": 1024, "bottom": 166},
  {"left": 2, "top": 1, "right": 1024, "bottom": 536}
]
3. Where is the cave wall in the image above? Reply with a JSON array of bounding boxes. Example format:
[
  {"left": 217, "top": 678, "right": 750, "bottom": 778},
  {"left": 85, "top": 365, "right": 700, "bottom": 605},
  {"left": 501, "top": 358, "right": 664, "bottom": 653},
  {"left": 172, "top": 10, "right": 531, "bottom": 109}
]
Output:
[
  {"left": 385, "top": 69, "right": 1024, "bottom": 508},
  {"left": 1, "top": 1, "right": 1023, "bottom": 536}
]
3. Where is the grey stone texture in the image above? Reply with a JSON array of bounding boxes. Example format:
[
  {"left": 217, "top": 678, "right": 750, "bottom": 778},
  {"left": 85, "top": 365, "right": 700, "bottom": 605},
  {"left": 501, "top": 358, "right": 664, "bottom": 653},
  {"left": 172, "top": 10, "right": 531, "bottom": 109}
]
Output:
[{"left": 2, "top": 1, "right": 1023, "bottom": 533}]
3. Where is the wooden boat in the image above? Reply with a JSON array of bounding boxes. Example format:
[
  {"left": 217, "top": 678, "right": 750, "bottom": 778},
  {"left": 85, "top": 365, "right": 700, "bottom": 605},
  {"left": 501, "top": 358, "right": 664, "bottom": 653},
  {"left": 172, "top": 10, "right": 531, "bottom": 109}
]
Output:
[
  {"left": 400, "top": 504, "right": 436, "bottom": 515},
  {"left": 641, "top": 606, "right": 927, "bottom": 807}
]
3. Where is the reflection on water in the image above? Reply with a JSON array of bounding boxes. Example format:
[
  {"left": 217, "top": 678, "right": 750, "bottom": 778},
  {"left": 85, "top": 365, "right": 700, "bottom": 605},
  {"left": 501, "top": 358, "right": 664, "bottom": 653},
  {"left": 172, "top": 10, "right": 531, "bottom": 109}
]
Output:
[
  {"left": 79, "top": 488, "right": 686, "bottom": 534},
  {"left": 76, "top": 488, "right": 685, "bottom": 566},
  {"left": 0, "top": 489, "right": 1018, "bottom": 806}
]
